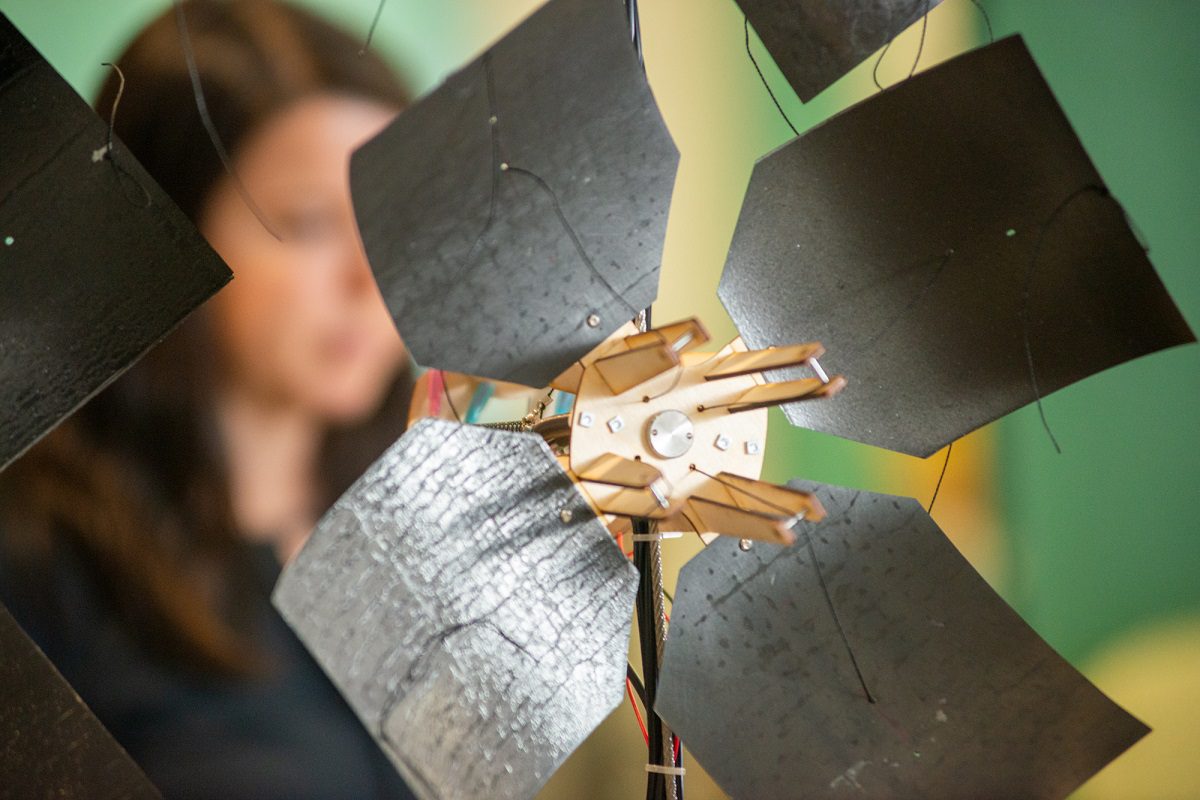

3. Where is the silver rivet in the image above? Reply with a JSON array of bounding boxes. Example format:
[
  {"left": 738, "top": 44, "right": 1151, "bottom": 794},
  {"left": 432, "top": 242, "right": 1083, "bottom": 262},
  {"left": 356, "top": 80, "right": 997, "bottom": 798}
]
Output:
[
  {"left": 499, "top": 162, "right": 509, "bottom": 171},
  {"left": 738, "top": 539, "right": 753, "bottom": 551},
  {"left": 745, "top": 440, "right": 761, "bottom": 455},
  {"left": 559, "top": 508, "right": 573, "bottom": 523},
  {"left": 578, "top": 412, "right": 594, "bottom": 428},
  {"left": 714, "top": 434, "right": 731, "bottom": 451},
  {"left": 586, "top": 313, "right": 601, "bottom": 328},
  {"left": 607, "top": 415, "right": 625, "bottom": 433},
  {"left": 489, "top": 115, "right": 498, "bottom": 125}
]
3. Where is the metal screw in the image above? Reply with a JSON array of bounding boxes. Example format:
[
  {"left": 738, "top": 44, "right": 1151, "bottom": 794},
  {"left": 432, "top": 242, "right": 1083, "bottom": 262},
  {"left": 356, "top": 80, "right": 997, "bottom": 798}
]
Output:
[
  {"left": 499, "top": 162, "right": 510, "bottom": 171},
  {"left": 489, "top": 115, "right": 498, "bottom": 125},
  {"left": 586, "top": 313, "right": 601, "bottom": 328},
  {"left": 607, "top": 415, "right": 625, "bottom": 433},
  {"left": 578, "top": 412, "right": 594, "bottom": 428},
  {"left": 738, "top": 539, "right": 753, "bottom": 551},
  {"left": 714, "top": 434, "right": 731, "bottom": 451},
  {"left": 559, "top": 508, "right": 573, "bottom": 524}
]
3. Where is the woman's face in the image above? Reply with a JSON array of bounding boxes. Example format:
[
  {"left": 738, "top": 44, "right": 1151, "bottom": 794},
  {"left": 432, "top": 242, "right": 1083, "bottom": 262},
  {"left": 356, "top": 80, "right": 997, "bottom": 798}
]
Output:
[{"left": 201, "top": 94, "right": 405, "bottom": 423}]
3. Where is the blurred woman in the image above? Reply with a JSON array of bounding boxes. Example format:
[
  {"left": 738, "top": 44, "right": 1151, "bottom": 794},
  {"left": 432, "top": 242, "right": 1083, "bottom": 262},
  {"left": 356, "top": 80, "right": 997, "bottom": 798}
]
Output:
[{"left": 0, "top": 2, "right": 416, "bottom": 797}]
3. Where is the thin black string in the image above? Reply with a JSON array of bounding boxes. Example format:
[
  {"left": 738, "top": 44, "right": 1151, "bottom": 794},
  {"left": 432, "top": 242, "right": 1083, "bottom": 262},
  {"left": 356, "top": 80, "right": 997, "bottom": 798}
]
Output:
[
  {"left": 800, "top": 527, "right": 876, "bottom": 703},
  {"left": 437, "top": 56, "right": 502, "bottom": 296},
  {"left": 173, "top": 0, "right": 283, "bottom": 241},
  {"left": 744, "top": 16, "right": 799, "bottom": 137},
  {"left": 873, "top": 0, "right": 930, "bottom": 91},
  {"left": 852, "top": 248, "right": 954, "bottom": 359},
  {"left": 98, "top": 62, "right": 151, "bottom": 208},
  {"left": 440, "top": 371, "right": 463, "bottom": 423},
  {"left": 505, "top": 164, "right": 637, "bottom": 315},
  {"left": 1021, "top": 183, "right": 1109, "bottom": 454},
  {"left": 968, "top": 0, "right": 994, "bottom": 42},
  {"left": 359, "top": 0, "right": 387, "bottom": 56},
  {"left": 446, "top": 57, "right": 635, "bottom": 317},
  {"left": 691, "top": 467, "right": 875, "bottom": 704},
  {"left": 927, "top": 442, "right": 953, "bottom": 513}
]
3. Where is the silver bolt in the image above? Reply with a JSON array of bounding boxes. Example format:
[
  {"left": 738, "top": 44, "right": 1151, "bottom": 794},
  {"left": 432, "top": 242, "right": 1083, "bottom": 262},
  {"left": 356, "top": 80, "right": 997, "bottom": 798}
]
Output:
[
  {"left": 499, "top": 162, "right": 510, "bottom": 171},
  {"left": 745, "top": 440, "right": 761, "bottom": 455},
  {"left": 489, "top": 115, "right": 498, "bottom": 125},
  {"left": 738, "top": 539, "right": 753, "bottom": 551},
  {"left": 607, "top": 415, "right": 625, "bottom": 433},
  {"left": 586, "top": 313, "right": 601, "bottom": 328},
  {"left": 559, "top": 508, "right": 573, "bottom": 524},
  {"left": 714, "top": 434, "right": 731, "bottom": 451},
  {"left": 578, "top": 412, "right": 594, "bottom": 428}
]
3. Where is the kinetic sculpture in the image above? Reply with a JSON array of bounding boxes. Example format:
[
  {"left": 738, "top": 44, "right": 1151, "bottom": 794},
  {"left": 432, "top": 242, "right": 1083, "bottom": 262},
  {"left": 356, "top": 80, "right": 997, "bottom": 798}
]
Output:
[
  {"left": 0, "top": 1, "right": 1194, "bottom": 799},
  {"left": 277, "top": 1, "right": 1193, "bottom": 798}
]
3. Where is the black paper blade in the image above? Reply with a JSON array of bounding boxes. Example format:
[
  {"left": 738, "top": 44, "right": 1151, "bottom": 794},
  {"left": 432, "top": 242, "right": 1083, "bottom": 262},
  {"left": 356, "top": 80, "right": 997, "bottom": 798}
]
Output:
[
  {"left": 1, "top": 602, "right": 161, "bottom": 798},
  {"left": 0, "top": 13, "right": 232, "bottom": 472},
  {"left": 274, "top": 419, "right": 639, "bottom": 800},
  {"left": 351, "top": 0, "right": 678, "bottom": 388},
  {"left": 736, "top": 0, "right": 946, "bottom": 103},
  {"left": 656, "top": 482, "right": 1148, "bottom": 800},
  {"left": 718, "top": 35, "right": 1195, "bottom": 457}
]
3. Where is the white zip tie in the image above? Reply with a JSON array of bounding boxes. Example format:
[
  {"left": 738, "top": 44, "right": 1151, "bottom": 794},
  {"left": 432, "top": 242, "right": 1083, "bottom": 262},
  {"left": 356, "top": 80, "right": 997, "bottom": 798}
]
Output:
[{"left": 645, "top": 764, "right": 686, "bottom": 776}]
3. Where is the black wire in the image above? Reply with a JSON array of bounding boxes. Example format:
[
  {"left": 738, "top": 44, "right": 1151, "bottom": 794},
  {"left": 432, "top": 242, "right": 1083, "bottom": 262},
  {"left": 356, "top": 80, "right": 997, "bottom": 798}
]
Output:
[
  {"left": 633, "top": 519, "right": 667, "bottom": 800},
  {"left": 744, "top": 16, "right": 799, "bottom": 137},
  {"left": 504, "top": 165, "right": 637, "bottom": 317},
  {"left": 873, "top": 0, "right": 930, "bottom": 91},
  {"left": 359, "top": 0, "right": 387, "bottom": 55},
  {"left": 968, "top": 0, "right": 994, "bottom": 42},
  {"left": 173, "top": 0, "right": 282, "bottom": 240},
  {"left": 440, "top": 372, "right": 463, "bottom": 423},
  {"left": 627, "top": 663, "right": 647, "bottom": 707},
  {"left": 1021, "top": 183, "right": 1109, "bottom": 454},
  {"left": 690, "top": 466, "right": 875, "bottom": 703},
  {"left": 927, "top": 442, "right": 953, "bottom": 513}
]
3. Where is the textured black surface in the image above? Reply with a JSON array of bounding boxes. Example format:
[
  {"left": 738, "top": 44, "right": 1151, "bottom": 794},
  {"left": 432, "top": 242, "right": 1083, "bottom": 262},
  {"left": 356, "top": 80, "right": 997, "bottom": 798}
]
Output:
[
  {"left": 351, "top": 0, "right": 678, "bottom": 388},
  {"left": 275, "top": 419, "right": 639, "bottom": 800},
  {"left": 719, "top": 35, "right": 1195, "bottom": 457},
  {"left": 0, "top": 13, "right": 231, "bottom": 472},
  {"left": 0, "top": 602, "right": 160, "bottom": 799},
  {"left": 737, "top": 0, "right": 944, "bottom": 102},
  {"left": 656, "top": 481, "right": 1149, "bottom": 800}
]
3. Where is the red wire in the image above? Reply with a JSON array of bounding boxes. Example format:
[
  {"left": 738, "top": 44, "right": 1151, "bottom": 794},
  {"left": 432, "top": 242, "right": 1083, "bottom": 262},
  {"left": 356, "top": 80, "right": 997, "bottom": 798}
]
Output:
[
  {"left": 626, "top": 678, "right": 649, "bottom": 745},
  {"left": 673, "top": 735, "right": 681, "bottom": 762}
]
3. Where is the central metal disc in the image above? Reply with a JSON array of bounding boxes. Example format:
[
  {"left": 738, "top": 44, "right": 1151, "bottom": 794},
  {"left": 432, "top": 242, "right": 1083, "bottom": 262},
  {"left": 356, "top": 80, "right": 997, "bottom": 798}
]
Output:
[{"left": 646, "top": 409, "right": 694, "bottom": 459}]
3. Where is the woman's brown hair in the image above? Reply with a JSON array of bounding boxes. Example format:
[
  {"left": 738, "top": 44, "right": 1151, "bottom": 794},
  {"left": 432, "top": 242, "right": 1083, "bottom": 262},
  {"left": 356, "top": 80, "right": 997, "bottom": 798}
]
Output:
[{"left": 0, "top": 0, "right": 411, "bottom": 676}]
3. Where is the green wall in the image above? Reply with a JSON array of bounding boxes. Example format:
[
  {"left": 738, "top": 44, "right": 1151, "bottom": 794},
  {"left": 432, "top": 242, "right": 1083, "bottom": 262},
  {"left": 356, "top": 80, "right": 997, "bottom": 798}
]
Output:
[{"left": 984, "top": 0, "right": 1200, "bottom": 666}]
